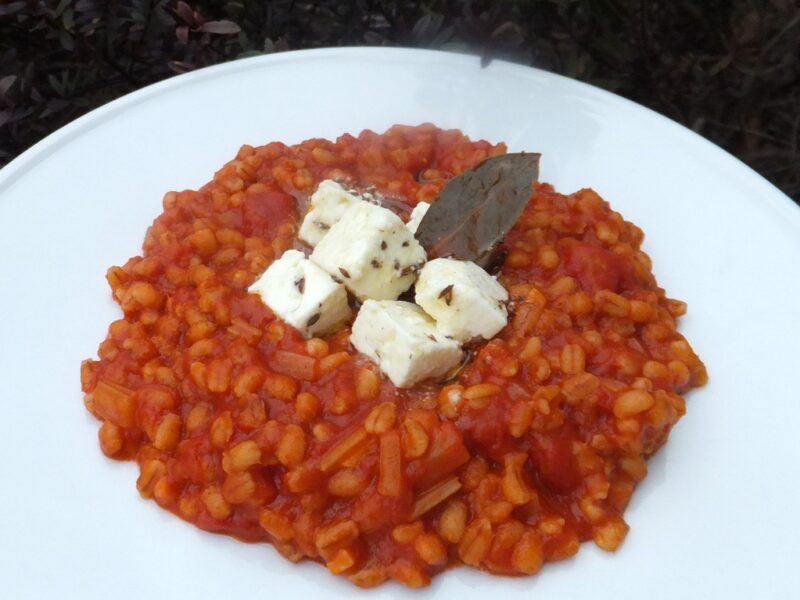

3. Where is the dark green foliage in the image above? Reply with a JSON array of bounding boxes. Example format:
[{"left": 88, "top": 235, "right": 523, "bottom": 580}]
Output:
[{"left": 1, "top": 1, "right": 798, "bottom": 201}]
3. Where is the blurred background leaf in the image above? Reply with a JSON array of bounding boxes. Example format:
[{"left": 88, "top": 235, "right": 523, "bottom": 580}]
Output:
[{"left": 1, "top": 0, "right": 798, "bottom": 201}]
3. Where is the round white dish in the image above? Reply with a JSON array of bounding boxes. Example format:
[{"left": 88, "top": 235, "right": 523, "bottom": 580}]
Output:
[{"left": 1, "top": 47, "right": 798, "bottom": 600}]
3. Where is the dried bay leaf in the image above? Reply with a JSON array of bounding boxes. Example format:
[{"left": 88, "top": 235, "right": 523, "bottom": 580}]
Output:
[{"left": 414, "top": 153, "right": 540, "bottom": 267}]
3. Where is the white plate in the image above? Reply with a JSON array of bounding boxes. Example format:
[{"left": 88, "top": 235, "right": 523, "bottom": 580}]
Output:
[{"left": 1, "top": 48, "right": 799, "bottom": 600}]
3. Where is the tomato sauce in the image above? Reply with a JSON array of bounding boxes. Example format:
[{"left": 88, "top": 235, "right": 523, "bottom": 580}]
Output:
[{"left": 81, "top": 124, "right": 707, "bottom": 587}]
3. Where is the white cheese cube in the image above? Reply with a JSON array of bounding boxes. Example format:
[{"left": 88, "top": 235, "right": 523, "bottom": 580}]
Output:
[
  {"left": 351, "top": 300, "right": 463, "bottom": 388},
  {"left": 406, "top": 201, "right": 430, "bottom": 234},
  {"left": 310, "top": 202, "right": 427, "bottom": 301},
  {"left": 415, "top": 258, "right": 509, "bottom": 343},
  {"left": 299, "top": 180, "right": 363, "bottom": 246},
  {"left": 248, "top": 249, "right": 352, "bottom": 339}
]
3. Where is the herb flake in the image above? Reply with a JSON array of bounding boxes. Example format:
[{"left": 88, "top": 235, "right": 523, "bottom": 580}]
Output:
[{"left": 438, "top": 284, "right": 454, "bottom": 305}]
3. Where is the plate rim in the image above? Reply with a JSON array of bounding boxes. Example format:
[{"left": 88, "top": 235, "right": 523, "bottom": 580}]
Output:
[{"left": 1, "top": 46, "right": 798, "bottom": 228}]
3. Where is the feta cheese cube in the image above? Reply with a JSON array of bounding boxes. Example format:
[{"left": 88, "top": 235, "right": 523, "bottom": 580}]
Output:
[
  {"left": 351, "top": 300, "right": 463, "bottom": 388},
  {"left": 310, "top": 202, "right": 427, "bottom": 301},
  {"left": 248, "top": 249, "right": 352, "bottom": 339},
  {"left": 406, "top": 201, "right": 430, "bottom": 234},
  {"left": 415, "top": 258, "right": 509, "bottom": 343},
  {"left": 299, "top": 180, "right": 364, "bottom": 246}
]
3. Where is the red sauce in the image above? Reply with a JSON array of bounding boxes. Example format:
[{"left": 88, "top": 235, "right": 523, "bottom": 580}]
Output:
[{"left": 81, "top": 124, "right": 707, "bottom": 587}]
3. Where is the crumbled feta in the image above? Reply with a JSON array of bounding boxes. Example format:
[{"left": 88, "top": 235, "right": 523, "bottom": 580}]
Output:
[
  {"left": 351, "top": 300, "right": 463, "bottom": 388},
  {"left": 310, "top": 202, "right": 427, "bottom": 301},
  {"left": 415, "top": 258, "right": 509, "bottom": 343},
  {"left": 406, "top": 201, "right": 430, "bottom": 234},
  {"left": 248, "top": 249, "right": 352, "bottom": 339},
  {"left": 298, "top": 180, "right": 364, "bottom": 246}
]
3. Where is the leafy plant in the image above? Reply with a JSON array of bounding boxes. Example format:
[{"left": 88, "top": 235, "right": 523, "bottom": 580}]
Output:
[{"left": 1, "top": 0, "right": 798, "bottom": 200}]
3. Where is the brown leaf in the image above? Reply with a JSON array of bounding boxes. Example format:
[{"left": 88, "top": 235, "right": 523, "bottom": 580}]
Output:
[
  {"left": 200, "top": 20, "right": 241, "bottom": 35},
  {"left": 0, "top": 75, "right": 17, "bottom": 97},
  {"left": 167, "top": 60, "right": 196, "bottom": 73},
  {"left": 414, "top": 153, "right": 540, "bottom": 266},
  {"left": 174, "top": 1, "right": 195, "bottom": 25}
]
